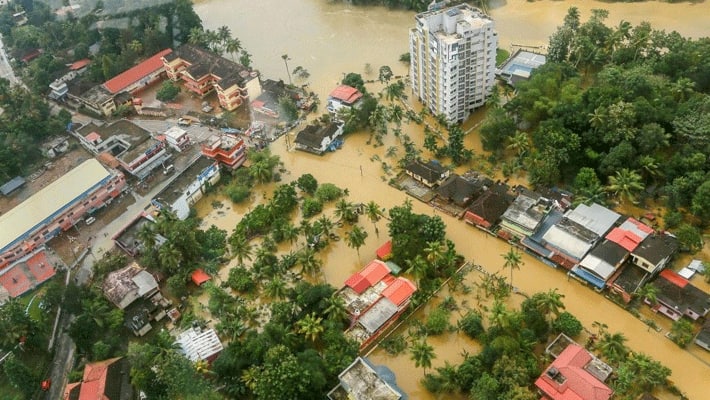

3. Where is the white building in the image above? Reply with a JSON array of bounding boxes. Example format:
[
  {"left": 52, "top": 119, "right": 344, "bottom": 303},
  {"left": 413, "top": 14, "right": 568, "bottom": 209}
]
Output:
[
  {"left": 409, "top": 4, "right": 497, "bottom": 123},
  {"left": 163, "top": 126, "right": 191, "bottom": 152}
]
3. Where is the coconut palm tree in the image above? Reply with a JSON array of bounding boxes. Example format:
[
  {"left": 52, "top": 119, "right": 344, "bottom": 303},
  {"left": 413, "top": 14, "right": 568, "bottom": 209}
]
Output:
[
  {"left": 405, "top": 255, "right": 430, "bottom": 285},
  {"left": 334, "top": 199, "right": 357, "bottom": 224},
  {"left": 158, "top": 242, "right": 182, "bottom": 273},
  {"left": 502, "top": 247, "right": 523, "bottom": 289},
  {"left": 410, "top": 337, "right": 436, "bottom": 376},
  {"left": 296, "top": 312, "right": 324, "bottom": 342},
  {"left": 137, "top": 224, "right": 156, "bottom": 251},
  {"left": 424, "top": 240, "right": 446, "bottom": 266},
  {"left": 281, "top": 54, "right": 292, "bottom": 85},
  {"left": 534, "top": 289, "right": 566, "bottom": 322},
  {"left": 324, "top": 295, "right": 349, "bottom": 323},
  {"left": 282, "top": 223, "right": 300, "bottom": 245},
  {"left": 365, "top": 201, "right": 384, "bottom": 236},
  {"left": 507, "top": 131, "right": 529, "bottom": 159},
  {"left": 345, "top": 225, "right": 368, "bottom": 262},
  {"left": 81, "top": 297, "right": 112, "bottom": 328},
  {"left": 596, "top": 332, "right": 629, "bottom": 365},
  {"left": 635, "top": 283, "right": 659, "bottom": 306},
  {"left": 297, "top": 247, "right": 323, "bottom": 279},
  {"left": 264, "top": 277, "right": 287, "bottom": 299},
  {"left": 229, "top": 233, "right": 253, "bottom": 265},
  {"left": 606, "top": 168, "right": 644, "bottom": 204},
  {"left": 314, "top": 215, "right": 335, "bottom": 239}
]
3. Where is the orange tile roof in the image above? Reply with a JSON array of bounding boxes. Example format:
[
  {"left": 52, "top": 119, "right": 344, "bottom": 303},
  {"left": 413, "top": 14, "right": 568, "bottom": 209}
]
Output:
[
  {"left": 360, "top": 260, "right": 391, "bottom": 285},
  {"left": 0, "top": 266, "right": 31, "bottom": 297},
  {"left": 191, "top": 268, "right": 211, "bottom": 286},
  {"left": 85, "top": 132, "right": 101, "bottom": 142},
  {"left": 535, "top": 344, "right": 613, "bottom": 400},
  {"left": 69, "top": 59, "right": 91, "bottom": 70},
  {"left": 659, "top": 268, "right": 688, "bottom": 288},
  {"left": 344, "top": 272, "right": 369, "bottom": 294},
  {"left": 103, "top": 49, "right": 172, "bottom": 94},
  {"left": 382, "top": 277, "right": 416, "bottom": 306},
  {"left": 605, "top": 228, "right": 643, "bottom": 252},
  {"left": 376, "top": 240, "right": 392, "bottom": 260},
  {"left": 329, "top": 85, "right": 363, "bottom": 104},
  {"left": 62, "top": 357, "right": 123, "bottom": 400}
]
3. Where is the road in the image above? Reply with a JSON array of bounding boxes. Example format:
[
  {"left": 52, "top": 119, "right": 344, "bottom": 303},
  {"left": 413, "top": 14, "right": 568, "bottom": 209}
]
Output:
[{"left": 0, "top": 34, "right": 20, "bottom": 85}]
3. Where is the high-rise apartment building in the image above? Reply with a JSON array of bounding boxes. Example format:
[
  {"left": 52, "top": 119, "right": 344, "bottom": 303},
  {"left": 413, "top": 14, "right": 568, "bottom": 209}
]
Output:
[{"left": 409, "top": 4, "right": 498, "bottom": 123}]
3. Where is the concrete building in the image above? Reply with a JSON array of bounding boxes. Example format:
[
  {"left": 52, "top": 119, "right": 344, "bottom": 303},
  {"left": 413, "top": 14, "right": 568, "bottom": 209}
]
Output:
[
  {"left": 63, "top": 357, "right": 132, "bottom": 400},
  {"left": 74, "top": 120, "right": 170, "bottom": 180},
  {"left": 328, "top": 357, "right": 407, "bottom": 400},
  {"left": 327, "top": 85, "right": 363, "bottom": 114},
  {"left": 496, "top": 49, "right": 546, "bottom": 87},
  {"left": 294, "top": 122, "right": 344, "bottom": 155},
  {"left": 162, "top": 44, "right": 261, "bottom": 111},
  {"left": 175, "top": 326, "right": 224, "bottom": 363},
  {"left": 0, "top": 159, "right": 125, "bottom": 270},
  {"left": 163, "top": 126, "right": 191, "bottom": 152},
  {"left": 404, "top": 159, "right": 449, "bottom": 188},
  {"left": 409, "top": 4, "right": 497, "bottom": 123},
  {"left": 200, "top": 133, "right": 247, "bottom": 170},
  {"left": 152, "top": 157, "right": 221, "bottom": 220}
]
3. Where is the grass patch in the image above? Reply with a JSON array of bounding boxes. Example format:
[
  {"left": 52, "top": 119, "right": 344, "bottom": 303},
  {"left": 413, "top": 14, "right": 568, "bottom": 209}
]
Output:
[{"left": 496, "top": 48, "right": 510, "bottom": 66}]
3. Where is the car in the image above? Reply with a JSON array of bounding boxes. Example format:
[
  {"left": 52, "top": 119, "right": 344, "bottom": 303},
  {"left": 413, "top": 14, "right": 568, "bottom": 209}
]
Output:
[
  {"left": 177, "top": 118, "right": 191, "bottom": 127},
  {"left": 163, "top": 164, "right": 175, "bottom": 175},
  {"left": 85, "top": 217, "right": 96, "bottom": 225}
]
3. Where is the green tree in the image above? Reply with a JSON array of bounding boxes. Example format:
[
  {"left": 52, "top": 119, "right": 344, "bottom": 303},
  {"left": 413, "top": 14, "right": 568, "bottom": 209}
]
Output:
[
  {"left": 345, "top": 225, "right": 368, "bottom": 261},
  {"left": 669, "top": 318, "right": 695, "bottom": 348},
  {"left": 502, "top": 247, "right": 523, "bottom": 289},
  {"left": 614, "top": 353, "right": 671, "bottom": 397},
  {"left": 635, "top": 283, "right": 659, "bottom": 306},
  {"left": 297, "top": 247, "right": 323, "bottom": 279},
  {"left": 606, "top": 168, "right": 644, "bottom": 204},
  {"left": 365, "top": 200, "right": 384, "bottom": 237},
  {"left": 296, "top": 312, "right": 324, "bottom": 342},
  {"left": 156, "top": 80, "right": 180, "bottom": 102},
  {"left": 596, "top": 331, "right": 629, "bottom": 365},
  {"left": 296, "top": 173, "right": 318, "bottom": 194},
  {"left": 3, "top": 353, "right": 37, "bottom": 398},
  {"left": 674, "top": 223, "right": 703, "bottom": 253},
  {"left": 552, "top": 312, "right": 583, "bottom": 337},
  {"left": 229, "top": 233, "right": 253, "bottom": 264},
  {"left": 411, "top": 338, "right": 436, "bottom": 375}
]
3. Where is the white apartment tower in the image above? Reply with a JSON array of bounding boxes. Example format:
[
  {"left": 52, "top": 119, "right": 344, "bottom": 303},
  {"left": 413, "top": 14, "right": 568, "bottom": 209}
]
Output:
[{"left": 409, "top": 4, "right": 498, "bottom": 123}]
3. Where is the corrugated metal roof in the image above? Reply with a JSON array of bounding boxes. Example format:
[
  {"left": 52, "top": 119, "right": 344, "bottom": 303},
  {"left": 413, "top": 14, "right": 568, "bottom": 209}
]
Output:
[
  {"left": 566, "top": 203, "right": 620, "bottom": 236},
  {"left": 359, "top": 298, "right": 398, "bottom": 334},
  {"left": 382, "top": 278, "right": 416, "bottom": 306},
  {"left": 0, "top": 159, "right": 111, "bottom": 253}
]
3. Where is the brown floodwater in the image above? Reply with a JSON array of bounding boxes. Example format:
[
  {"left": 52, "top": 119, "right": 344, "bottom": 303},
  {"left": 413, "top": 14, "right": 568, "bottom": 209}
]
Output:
[{"left": 192, "top": 1, "right": 710, "bottom": 398}]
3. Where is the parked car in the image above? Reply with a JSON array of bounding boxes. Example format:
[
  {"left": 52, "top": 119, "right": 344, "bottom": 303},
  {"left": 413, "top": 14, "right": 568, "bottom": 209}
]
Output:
[
  {"left": 177, "top": 118, "right": 191, "bottom": 127},
  {"left": 85, "top": 216, "right": 96, "bottom": 225}
]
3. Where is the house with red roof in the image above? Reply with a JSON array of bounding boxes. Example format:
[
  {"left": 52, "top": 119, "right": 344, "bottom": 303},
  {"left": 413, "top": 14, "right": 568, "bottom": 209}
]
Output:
[
  {"left": 200, "top": 133, "right": 247, "bottom": 170},
  {"left": 536, "top": 335, "right": 613, "bottom": 400},
  {"left": 651, "top": 269, "right": 710, "bottom": 321},
  {"left": 63, "top": 357, "right": 131, "bottom": 400},
  {"left": 103, "top": 49, "right": 172, "bottom": 95},
  {"left": 339, "top": 260, "right": 417, "bottom": 350},
  {"left": 327, "top": 84, "right": 363, "bottom": 114}
]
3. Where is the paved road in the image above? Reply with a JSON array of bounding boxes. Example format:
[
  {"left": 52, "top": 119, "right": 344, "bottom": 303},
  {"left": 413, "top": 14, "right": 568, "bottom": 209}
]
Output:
[
  {"left": 0, "top": 34, "right": 20, "bottom": 85},
  {"left": 44, "top": 313, "right": 76, "bottom": 400}
]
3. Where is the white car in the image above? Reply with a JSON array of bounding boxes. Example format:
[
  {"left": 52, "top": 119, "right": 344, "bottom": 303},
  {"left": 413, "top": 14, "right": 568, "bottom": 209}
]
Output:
[{"left": 85, "top": 217, "right": 96, "bottom": 225}]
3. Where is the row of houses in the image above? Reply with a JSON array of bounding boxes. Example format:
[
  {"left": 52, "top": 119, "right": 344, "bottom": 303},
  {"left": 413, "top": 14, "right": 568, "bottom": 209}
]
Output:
[{"left": 401, "top": 159, "right": 710, "bottom": 348}]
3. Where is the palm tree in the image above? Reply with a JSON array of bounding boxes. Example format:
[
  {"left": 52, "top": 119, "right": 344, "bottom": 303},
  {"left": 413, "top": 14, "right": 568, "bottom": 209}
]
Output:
[
  {"left": 297, "top": 247, "right": 323, "bottom": 279},
  {"left": 534, "top": 289, "right": 566, "bottom": 322},
  {"left": 488, "top": 301, "right": 514, "bottom": 332},
  {"left": 324, "top": 295, "right": 349, "bottom": 324},
  {"left": 249, "top": 161, "right": 273, "bottom": 184},
  {"left": 334, "top": 199, "right": 357, "bottom": 224},
  {"left": 281, "top": 54, "right": 292, "bottom": 85},
  {"left": 296, "top": 312, "right": 324, "bottom": 342},
  {"left": 502, "top": 247, "right": 523, "bottom": 289},
  {"left": 282, "top": 223, "right": 300, "bottom": 245},
  {"left": 137, "top": 224, "right": 156, "bottom": 250},
  {"left": 345, "top": 225, "right": 368, "bottom": 262},
  {"left": 225, "top": 38, "right": 242, "bottom": 62},
  {"left": 229, "top": 233, "right": 253, "bottom": 265},
  {"left": 410, "top": 338, "right": 436, "bottom": 375},
  {"left": 314, "top": 215, "right": 335, "bottom": 239},
  {"left": 81, "top": 298, "right": 111, "bottom": 328},
  {"left": 158, "top": 242, "right": 182, "bottom": 273},
  {"left": 405, "top": 255, "right": 429, "bottom": 284},
  {"left": 596, "top": 332, "right": 629, "bottom": 365},
  {"left": 241, "top": 367, "right": 258, "bottom": 391},
  {"left": 217, "top": 25, "right": 231, "bottom": 42},
  {"left": 507, "top": 131, "right": 529, "bottom": 158},
  {"left": 264, "top": 277, "right": 287, "bottom": 299},
  {"left": 635, "top": 283, "right": 659, "bottom": 306},
  {"left": 365, "top": 201, "right": 384, "bottom": 236},
  {"left": 606, "top": 168, "right": 644, "bottom": 204},
  {"left": 424, "top": 240, "right": 446, "bottom": 266}
]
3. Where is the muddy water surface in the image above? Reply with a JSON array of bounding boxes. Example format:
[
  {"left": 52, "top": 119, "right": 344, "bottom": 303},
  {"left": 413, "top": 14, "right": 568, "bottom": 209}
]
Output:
[{"left": 192, "top": 0, "right": 710, "bottom": 398}]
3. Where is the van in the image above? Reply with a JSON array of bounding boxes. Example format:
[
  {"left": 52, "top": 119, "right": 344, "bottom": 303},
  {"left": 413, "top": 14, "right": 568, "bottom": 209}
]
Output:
[
  {"left": 163, "top": 164, "right": 175, "bottom": 175},
  {"left": 85, "top": 217, "right": 96, "bottom": 225}
]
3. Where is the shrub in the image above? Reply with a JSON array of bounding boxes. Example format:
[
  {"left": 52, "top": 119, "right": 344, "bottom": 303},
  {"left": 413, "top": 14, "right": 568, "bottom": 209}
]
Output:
[
  {"left": 225, "top": 183, "right": 250, "bottom": 203},
  {"left": 425, "top": 307, "right": 452, "bottom": 336},
  {"left": 301, "top": 197, "right": 323, "bottom": 218},
  {"left": 226, "top": 267, "right": 255, "bottom": 293},
  {"left": 458, "top": 311, "right": 485, "bottom": 340},
  {"left": 552, "top": 312, "right": 583, "bottom": 337},
  {"left": 315, "top": 183, "right": 343, "bottom": 202}
]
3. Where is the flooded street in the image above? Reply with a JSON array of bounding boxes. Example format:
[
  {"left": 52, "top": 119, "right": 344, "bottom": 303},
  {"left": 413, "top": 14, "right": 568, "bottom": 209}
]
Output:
[{"left": 191, "top": 1, "right": 710, "bottom": 398}]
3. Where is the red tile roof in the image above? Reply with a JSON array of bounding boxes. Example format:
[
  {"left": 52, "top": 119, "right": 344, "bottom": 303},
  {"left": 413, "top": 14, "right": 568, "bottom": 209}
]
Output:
[
  {"left": 360, "top": 260, "right": 391, "bottom": 285},
  {"left": 344, "top": 272, "right": 370, "bottom": 294},
  {"left": 659, "top": 268, "right": 688, "bottom": 288},
  {"left": 605, "top": 228, "right": 643, "bottom": 252},
  {"left": 69, "top": 59, "right": 91, "bottom": 70},
  {"left": 626, "top": 218, "right": 654, "bottom": 234},
  {"left": 191, "top": 268, "right": 211, "bottom": 286},
  {"left": 103, "top": 49, "right": 172, "bottom": 94},
  {"left": 62, "top": 357, "right": 122, "bottom": 400},
  {"left": 26, "top": 250, "right": 55, "bottom": 283},
  {"left": 0, "top": 266, "right": 31, "bottom": 297},
  {"left": 329, "top": 85, "right": 363, "bottom": 104},
  {"left": 535, "top": 344, "right": 613, "bottom": 400},
  {"left": 382, "top": 277, "right": 416, "bottom": 306},
  {"left": 376, "top": 240, "right": 392, "bottom": 260},
  {"left": 85, "top": 132, "right": 101, "bottom": 143}
]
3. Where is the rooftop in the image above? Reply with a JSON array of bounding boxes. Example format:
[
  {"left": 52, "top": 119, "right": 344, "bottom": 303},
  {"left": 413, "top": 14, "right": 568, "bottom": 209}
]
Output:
[
  {"left": 104, "top": 48, "right": 172, "bottom": 94},
  {"left": 0, "top": 159, "right": 111, "bottom": 254},
  {"left": 63, "top": 357, "right": 127, "bottom": 400},
  {"left": 167, "top": 44, "right": 254, "bottom": 89},
  {"left": 0, "top": 249, "right": 56, "bottom": 301},
  {"left": 496, "top": 49, "right": 547, "bottom": 85},
  {"left": 102, "top": 262, "right": 158, "bottom": 309},
  {"left": 632, "top": 233, "right": 678, "bottom": 265},
  {"left": 542, "top": 217, "right": 599, "bottom": 260},
  {"left": 608, "top": 262, "right": 648, "bottom": 295},
  {"left": 565, "top": 203, "right": 621, "bottom": 237},
  {"left": 435, "top": 174, "right": 484, "bottom": 207},
  {"left": 655, "top": 269, "right": 710, "bottom": 317},
  {"left": 175, "top": 327, "right": 223, "bottom": 362},
  {"left": 328, "top": 85, "right": 363, "bottom": 104},
  {"left": 501, "top": 189, "right": 550, "bottom": 232},
  {"left": 0, "top": 176, "right": 26, "bottom": 196},
  {"left": 112, "top": 214, "right": 156, "bottom": 256},
  {"left": 464, "top": 185, "right": 512, "bottom": 225},
  {"left": 153, "top": 156, "right": 217, "bottom": 206},
  {"left": 327, "top": 357, "right": 405, "bottom": 400},
  {"left": 405, "top": 159, "right": 448, "bottom": 183},
  {"left": 294, "top": 122, "right": 342, "bottom": 149}
]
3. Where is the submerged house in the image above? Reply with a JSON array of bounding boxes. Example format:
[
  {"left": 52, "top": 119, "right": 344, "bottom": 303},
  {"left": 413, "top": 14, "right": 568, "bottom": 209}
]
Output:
[
  {"left": 293, "top": 122, "right": 344, "bottom": 155},
  {"left": 499, "top": 189, "right": 552, "bottom": 240},
  {"left": 695, "top": 320, "right": 710, "bottom": 352},
  {"left": 175, "top": 326, "right": 224, "bottom": 363},
  {"left": 327, "top": 84, "right": 363, "bottom": 114},
  {"left": 535, "top": 334, "right": 613, "bottom": 400},
  {"left": 404, "top": 159, "right": 449, "bottom": 188},
  {"left": 327, "top": 357, "right": 407, "bottom": 400},
  {"left": 434, "top": 174, "right": 487, "bottom": 208},
  {"left": 463, "top": 183, "right": 511, "bottom": 230},
  {"left": 63, "top": 357, "right": 131, "bottom": 400},
  {"left": 338, "top": 260, "right": 416, "bottom": 349},
  {"left": 651, "top": 269, "right": 710, "bottom": 321}
]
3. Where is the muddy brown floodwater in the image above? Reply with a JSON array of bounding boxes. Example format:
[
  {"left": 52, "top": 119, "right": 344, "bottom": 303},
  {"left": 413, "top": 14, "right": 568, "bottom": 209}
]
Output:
[{"left": 192, "top": 0, "right": 710, "bottom": 398}]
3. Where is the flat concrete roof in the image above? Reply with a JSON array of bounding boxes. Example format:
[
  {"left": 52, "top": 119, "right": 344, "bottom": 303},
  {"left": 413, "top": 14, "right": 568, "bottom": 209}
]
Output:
[{"left": 0, "top": 159, "right": 111, "bottom": 252}]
